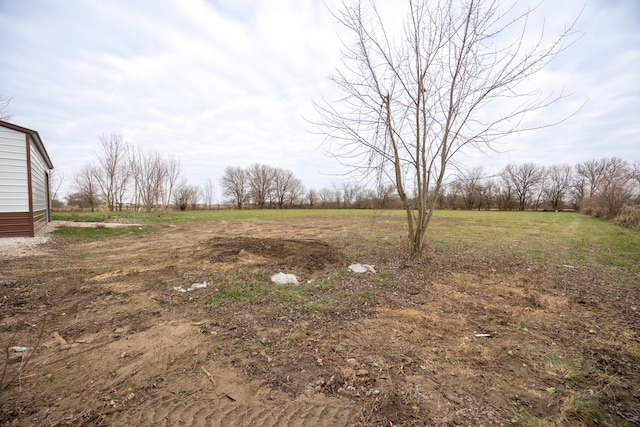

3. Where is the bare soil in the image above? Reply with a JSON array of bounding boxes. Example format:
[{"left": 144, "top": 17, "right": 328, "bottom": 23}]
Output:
[{"left": 1, "top": 216, "right": 639, "bottom": 426}]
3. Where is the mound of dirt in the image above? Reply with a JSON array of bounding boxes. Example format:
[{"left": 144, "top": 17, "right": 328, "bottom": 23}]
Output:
[{"left": 200, "top": 237, "right": 348, "bottom": 273}]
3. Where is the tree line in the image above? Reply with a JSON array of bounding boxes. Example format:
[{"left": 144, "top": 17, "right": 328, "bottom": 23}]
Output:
[
  {"left": 64, "top": 135, "right": 638, "bottom": 220},
  {"left": 442, "top": 158, "right": 640, "bottom": 218},
  {"left": 65, "top": 133, "right": 217, "bottom": 212}
]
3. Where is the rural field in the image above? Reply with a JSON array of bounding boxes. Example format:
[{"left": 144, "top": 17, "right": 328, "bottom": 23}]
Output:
[{"left": 1, "top": 210, "right": 638, "bottom": 426}]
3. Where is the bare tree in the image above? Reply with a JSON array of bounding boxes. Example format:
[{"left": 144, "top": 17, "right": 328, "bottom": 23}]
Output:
[
  {"left": 247, "top": 163, "right": 274, "bottom": 209},
  {"left": 174, "top": 184, "right": 200, "bottom": 210},
  {"left": 501, "top": 163, "right": 546, "bottom": 210},
  {"left": 455, "top": 166, "right": 486, "bottom": 210},
  {"left": 376, "top": 183, "right": 400, "bottom": 209},
  {"left": 316, "top": 0, "right": 577, "bottom": 256},
  {"left": 93, "top": 133, "right": 130, "bottom": 211},
  {"left": 272, "top": 168, "right": 303, "bottom": 209},
  {"left": 574, "top": 158, "right": 607, "bottom": 209},
  {"left": 162, "top": 156, "right": 183, "bottom": 212},
  {"left": 203, "top": 178, "right": 216, "bottom": 209},
  {"left": 130, "top": 150, "right": 167, "bottom": 212},
  {"left": 72, "top": 165, "right": 100, "bottom": 211},
  {"left": 49, "top": 169, "right": 65, "bottom": 207},
  {"left": 595, "top": 158, "right": 633, "bottom": 217},
  {"left": 318, "top": 187, "right": 336, "bottom": 208},
  {"left": 306, "top": 189, "right": 318, "bottom": 208},
  {"left": 542, "top": 163, "right": 572, "bottom": 210},
  {"left": 220, "top": 166, "right": 249, "bottom": 209},
  {"left": 0, "top": 93, "right": 12, "bottom": 121}
]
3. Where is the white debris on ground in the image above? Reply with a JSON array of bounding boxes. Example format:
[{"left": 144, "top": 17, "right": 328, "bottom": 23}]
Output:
[
  {"left": 270, "top": 272, "right": 299, "bottom": 285},
  {"left": 348, "top": 263, "right": 377, "bottom": 274},
  {"left": 173, "top": 282, "right": 208, "bottom": 292}
]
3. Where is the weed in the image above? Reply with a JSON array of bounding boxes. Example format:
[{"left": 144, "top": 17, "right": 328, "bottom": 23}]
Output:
[
  {"left": 544, "top": 352, "right": 586, "bottom": 379},
  {"left": 561, "top": 393, "right": 614, "bottom": 425}
]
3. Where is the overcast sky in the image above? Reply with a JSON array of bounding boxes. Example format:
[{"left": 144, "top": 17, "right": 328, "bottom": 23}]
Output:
[{"left": 1, "top": 0, "right": 638, "bottom": 200}]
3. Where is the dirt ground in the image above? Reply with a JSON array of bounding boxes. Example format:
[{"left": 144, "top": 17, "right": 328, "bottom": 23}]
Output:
[{"left": 1, "top": 216, "right": 639, "bottom": 426}]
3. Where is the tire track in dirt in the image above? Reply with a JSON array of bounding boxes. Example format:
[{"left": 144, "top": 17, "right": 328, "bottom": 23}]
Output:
[{"left": 113, "top": 381, "right": 357, "bottom": 426}]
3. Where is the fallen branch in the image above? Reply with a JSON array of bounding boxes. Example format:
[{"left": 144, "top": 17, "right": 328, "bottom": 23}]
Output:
[{"left": 201, "top": 366, "right": 216, "bottom": 387}]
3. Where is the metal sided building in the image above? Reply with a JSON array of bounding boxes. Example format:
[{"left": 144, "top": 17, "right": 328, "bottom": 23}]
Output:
[{"left": 0, "top": 120, "right": 54, "bottom": 237}]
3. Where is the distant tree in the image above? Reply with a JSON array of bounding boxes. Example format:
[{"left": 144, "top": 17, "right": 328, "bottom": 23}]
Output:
[
  {"left": 174, "top": 184, "right": 199, "bottom": 210},
  {"left": 495, "top": 181, "right": 516, "bottom": 211},
  {"left": 130, "top": 149, "right": 167, "bottom": 212},
  {"left": 0, "top": 93, "right": 12, "bottom": 121},
  {"left": 66, "top": 191, "right": 100, "bottom": 210},
  {"left": 93, "top": 133, "right": 130, "bottom": 211},
  {"left": 72, "top": 165, "right": 100, "bottom": 211},
  {"left": 543, "top": 164, "right": 572, "bottom": 210},
  {"left": 376, "top": 183, "right": 399, "bottom": 209},
  {"left": 574, "top": 158, "right": 608, "bottom": 209},
  {"left": 456, "top": 167, "right": 486, "bottom": 210},
  {"left": 247, "top": 163, "right": 274, "bottom": 209},
  {"left": 272, "top": 168, "right": 303, "bottom": 209},
  {"left": 162, "top": 156, "right": 183, "bottom": 212},
  {"left": 220, "top": 166, "right": 249, "bottom": 209},
  {"left": 595, "top": 158, "right": 633, "bottom": 217},
  {"left": 49, "top": 169, "right": 65, "bottom": 209},
  {"left": 318, "top": 187, "right": 336, "bottom": 208},
  {"left": 203, "top": 178, "right": 216, "bottom": 209},
  {"left": 305, "top": 189, "right": 318, "bottom": 208},
  {"left": 501, "top": 164, "right": 546, "bottom": 210},
  {"left": 480, "top": 179, "right": 497, "bottom": 210}
]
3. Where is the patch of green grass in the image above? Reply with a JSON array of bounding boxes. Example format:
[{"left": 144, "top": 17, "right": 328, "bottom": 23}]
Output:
[
  {"left": 206, "top": 280, "right": 305, "bottom": 306},
  {"left": 53, "top": 208, "right": 376, "bottom": 224},
  {"left": 544, "top": 352, "right": 586, "bottom": 379},
  {"left": 54, "top": 225, "right": 153, "bottom": 241}
]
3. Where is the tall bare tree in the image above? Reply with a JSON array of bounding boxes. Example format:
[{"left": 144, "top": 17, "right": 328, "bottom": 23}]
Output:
[
  {"left": 543, "top": 163, "right": 572, "bottom": 210},
  {"left": 48, "top": 169, "right": 65, "bottom": 206},
  {"left": 501, "top": 163, "right": 545, "bottom": 210},
  {"left": 306, "top": 189, "right": 318, "bottom": 208},
  {"left": 162, "top": 156, "right": 183, "bottom": 212},
  {"left": 595, "top": 157, "right": 633, "bottom": 217},
  {"left": 72, "top": 165, "right": 100, "bottom": 211},
  {"left": 272, "top": 168, "right": 303, "bottom": 208},
  {"left": 220, "top": 166, "right": 249, "bottom": 209},
  {"left": 247, "top": 163, "right": 274, "bottom": 209},
  {"left": 316, "top": 0, "right": 578, "bottom": 256},
  {"left": 130, "top": 149, "right": 167, "bottom": 212},
  {"left": 93, "top": 133, "right": 130, "bottom": 211},
  {"left": 455, "top": 166, "right": 486, "bottom": 210},
  {"left": 203, "top": 178, "right": 217, "bottom": 209}
]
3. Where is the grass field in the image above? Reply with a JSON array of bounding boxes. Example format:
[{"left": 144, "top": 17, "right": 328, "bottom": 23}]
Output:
[{"left": 53, "top": 208, "right": 640, "bottom": 276}]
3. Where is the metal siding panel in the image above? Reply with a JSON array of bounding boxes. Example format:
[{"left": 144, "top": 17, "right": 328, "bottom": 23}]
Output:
[
  {"left": 0, "top": 128, "right": 29, "bottom": 212},
  {"left": 30, "top": 141, "right": 48, "bottom": 212},
  {"left": 0, "top": 212, "right": 31, "bottom": 237}
]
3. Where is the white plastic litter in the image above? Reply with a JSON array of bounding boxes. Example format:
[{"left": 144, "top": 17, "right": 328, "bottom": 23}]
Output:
[
  {"left": 270, "top": 272, "right": 299, "bottom": 285},
  {"left": 348, "top": 264, "right": 376, "bottom": 274},
  {"left": 191, "top": 282, "right": 208, "bottom": 289},
  {"left": 174, "top": 282, "right": 208, "bottom": 293}
]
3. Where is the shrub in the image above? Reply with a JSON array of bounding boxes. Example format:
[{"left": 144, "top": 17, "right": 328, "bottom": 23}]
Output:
[{"left": 615, "top": 205, "right": 640, "bottom": 228}]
